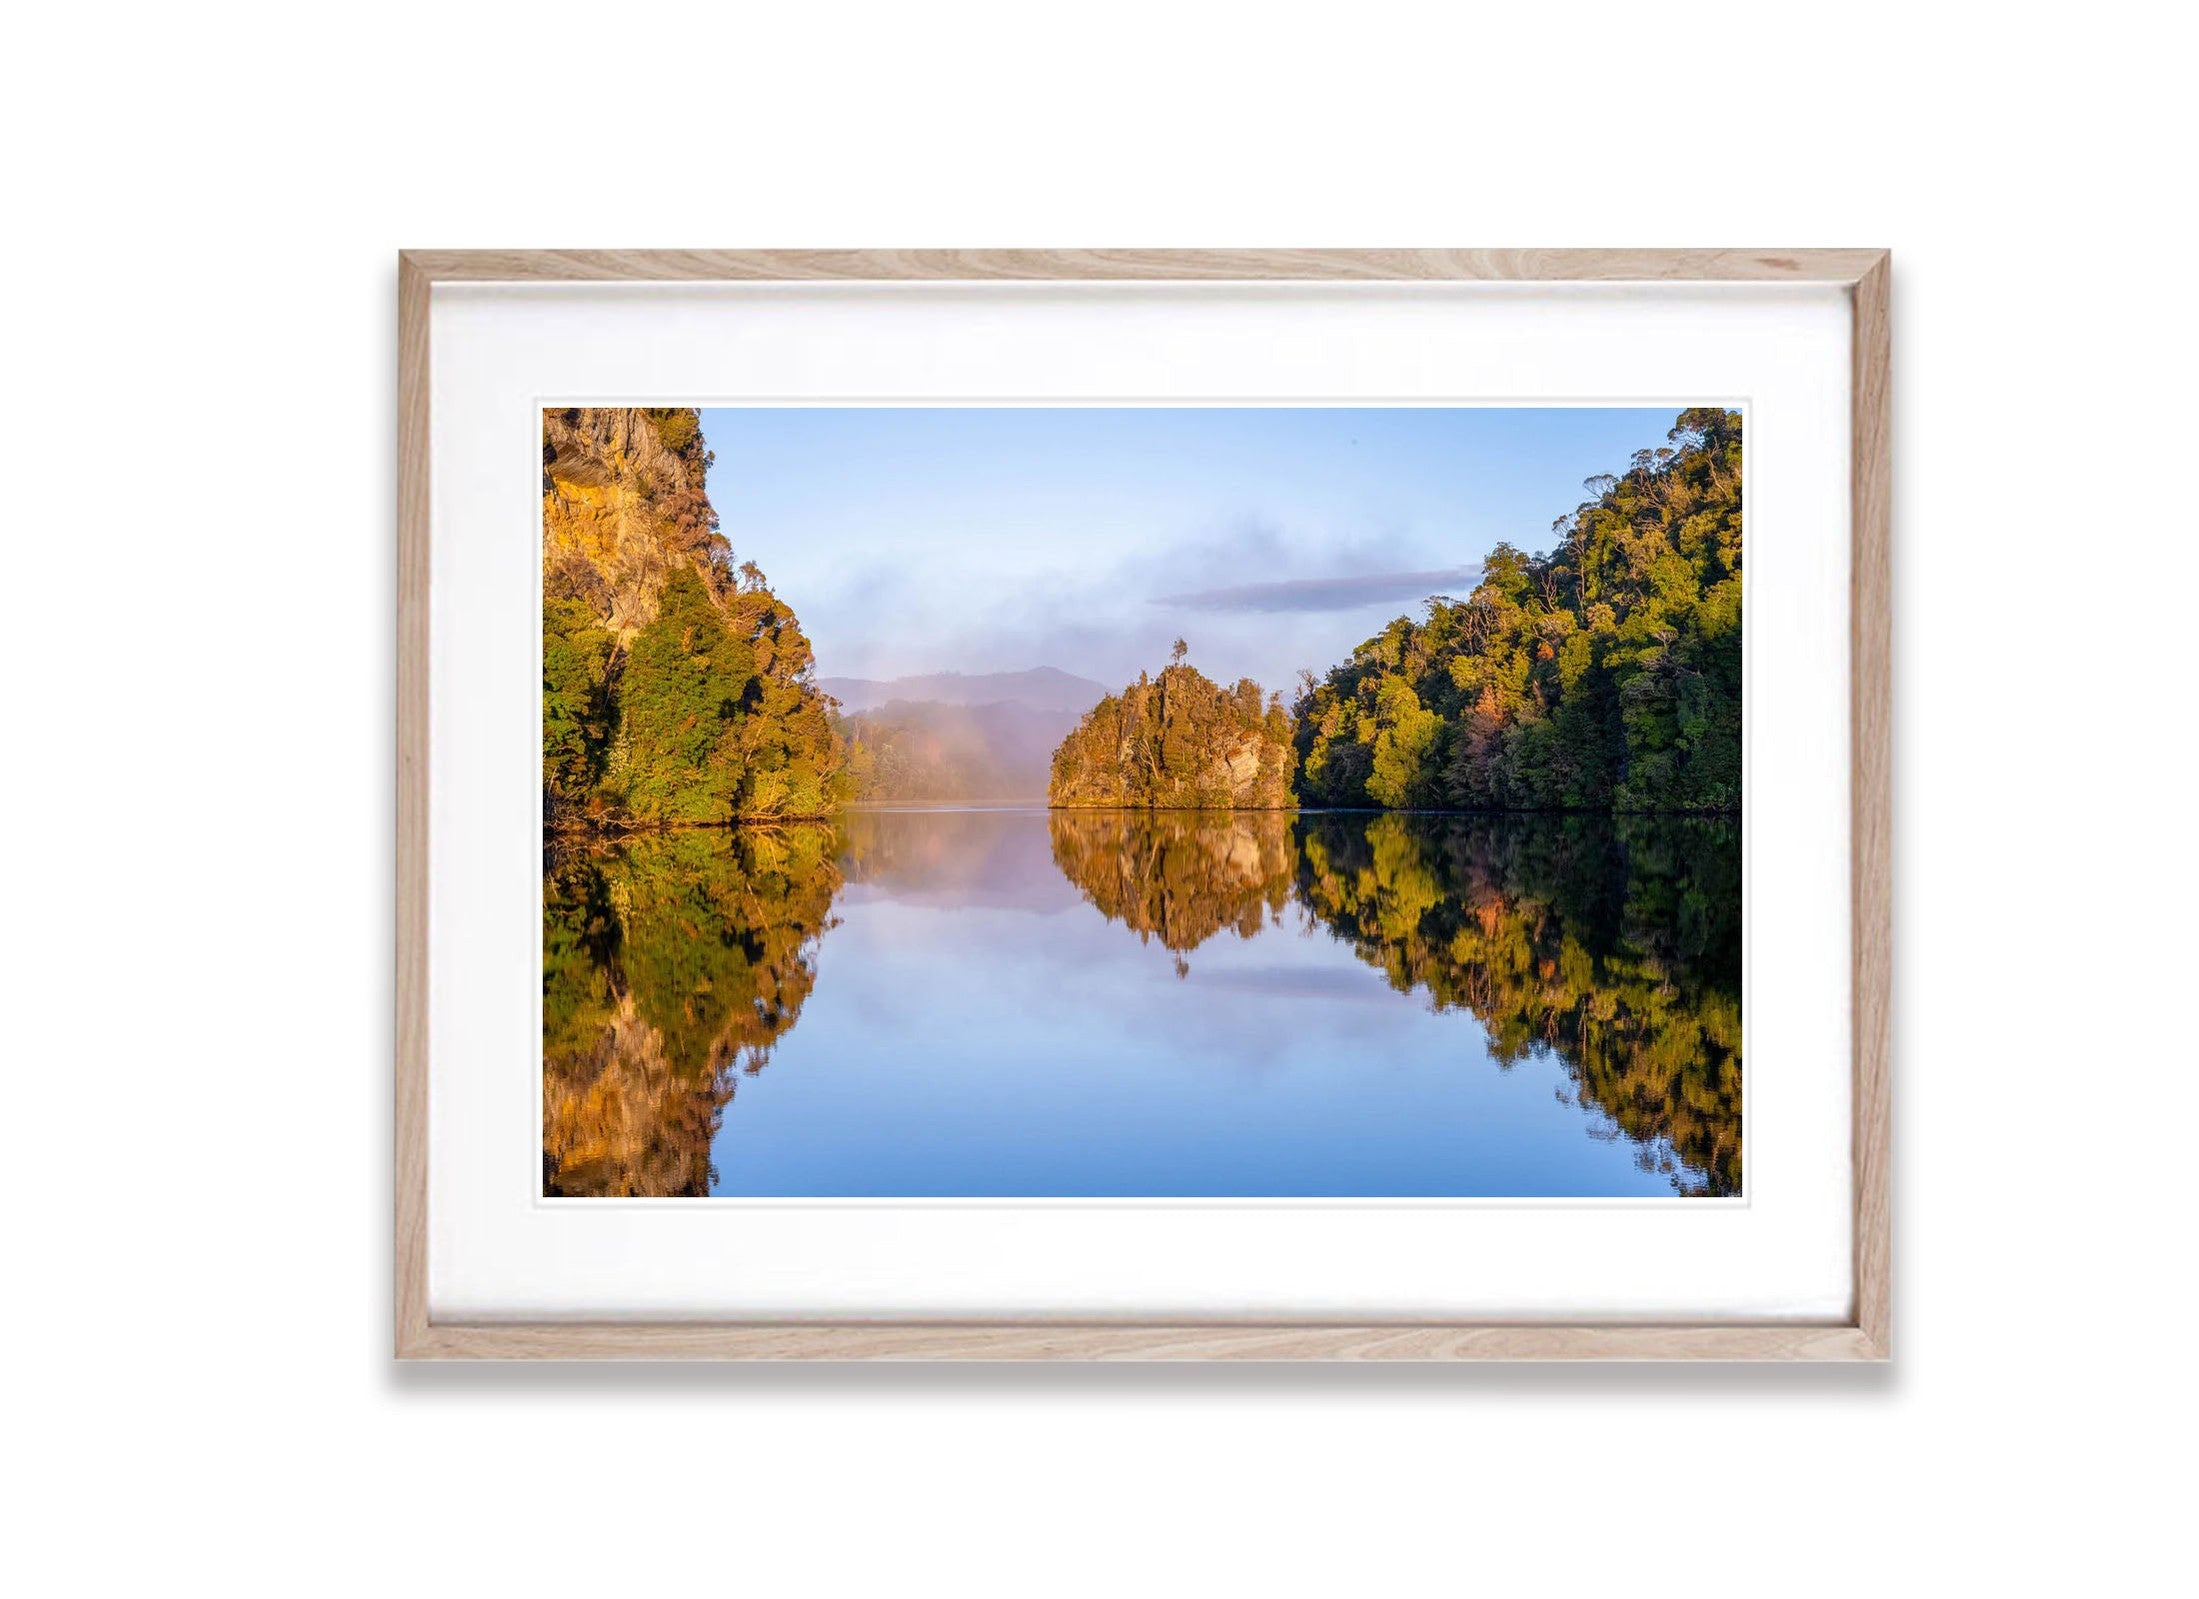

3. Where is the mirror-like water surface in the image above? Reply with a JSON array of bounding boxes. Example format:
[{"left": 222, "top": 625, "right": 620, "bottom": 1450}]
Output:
[{"left": 543, "top": 808, "right": 1740, "bottom": 1198}]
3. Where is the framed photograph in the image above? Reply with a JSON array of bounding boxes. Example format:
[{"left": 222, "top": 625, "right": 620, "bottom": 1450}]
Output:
[{"left": 397, "top": 249, "right": 1889, "bottom": 1359}]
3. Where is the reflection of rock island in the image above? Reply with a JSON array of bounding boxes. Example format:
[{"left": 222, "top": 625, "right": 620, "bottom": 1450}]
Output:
[
  {"left": 541, "top": 808, "right": 1744, "bottom": 1199},
  {"left": 1294, "top": 813, "right": 1742, "bottom": 1196},
  {"left": 1048, "top": 810, "right": 1293, "bottom": 961},
  {"left": 541, "top": 825, "right": 843, "bottom": 1196}
]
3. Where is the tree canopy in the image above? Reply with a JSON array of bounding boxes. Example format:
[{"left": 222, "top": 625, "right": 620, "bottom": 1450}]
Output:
[
  {"left": 1049, "top": 655, "right": 1294, "bottom": 809},
  {"left": 1294, "top": 408, "right": 1742, "bottom": 812},
  {"left": 542, "top": 407, "right": 848, "bottom": 827}
]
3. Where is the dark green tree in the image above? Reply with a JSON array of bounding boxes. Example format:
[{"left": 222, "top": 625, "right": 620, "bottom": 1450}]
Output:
[
  {"left": 1295, "top": 409, "right": 1742, "bottom": 813},
  {"left": 542, "top": 407, "right": 848, "bottom": 828}
]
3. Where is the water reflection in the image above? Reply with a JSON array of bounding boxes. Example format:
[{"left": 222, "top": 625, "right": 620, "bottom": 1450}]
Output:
[
  {"left": 842, "top": 806, "right": 1081, "bottom": 913},
  {"left": 1048, "top": 809, "right": 1294, "bottom": 969},
  {"left": 541, "top": 808, "right": 1741, "bottom": 1197},
  {"left": 1294, "top": 814, "right": 1741, "bottom": 1195},
  {"left": 541, "top": 825, "right": 844, "bottom": 1196}
]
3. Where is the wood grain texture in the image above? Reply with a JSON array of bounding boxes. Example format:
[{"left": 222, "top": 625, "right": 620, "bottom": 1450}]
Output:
[
  {"left": 394, "top": 248, "right": 1893, "bottom": 1360},
  {"left": 399, "top": 247, "right": 1885, "bottom": 285},
  {"left": 395, "top": 255, "right": 431, "bottom": 1358},
  {"left": 1849, "top": 253, "right": 1893, "bottom": 1359},
  {"left": 400, "top": 1321, "right": 1878, "bottom": 1362}
]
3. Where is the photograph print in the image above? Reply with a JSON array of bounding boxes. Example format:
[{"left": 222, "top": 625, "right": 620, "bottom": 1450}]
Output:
[{"left": 541, "top": 404, "right": 1743, "bottom": 1199}]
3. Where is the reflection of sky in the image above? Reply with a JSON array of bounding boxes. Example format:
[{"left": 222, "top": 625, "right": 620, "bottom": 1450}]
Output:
[
  {"left": 710, "top": 810, "right": 1684, "bottom": 1198},
  {"left": 700, "top": 406, "right": 1686, "bottom": 694}
]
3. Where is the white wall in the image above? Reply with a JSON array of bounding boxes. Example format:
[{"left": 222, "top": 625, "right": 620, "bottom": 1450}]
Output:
[{"left": 9, "top": 3, "right": 2190, "bottom": 1593}]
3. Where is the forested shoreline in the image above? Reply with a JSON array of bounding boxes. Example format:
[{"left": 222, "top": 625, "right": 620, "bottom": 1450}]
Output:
[
  {"left": 544, "top": 407, "right": 1741, "bottom": 829},
  {"left": 1291, "top": 408, "right": 1742, "bottom": 815},
  {"left": 542, "top": 407, "right": 847, "bottom": 831},
  {"left": 1042, "top": 409, "right": 1741, "bottom": 817},
  {"left": 539, "top": 407, "right": 1744, "bottom": 1198}
]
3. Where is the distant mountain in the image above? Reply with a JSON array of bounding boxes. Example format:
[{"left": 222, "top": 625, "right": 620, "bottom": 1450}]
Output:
[{"left": 820, "top": 667, "right": 1109, "bottom": 716}]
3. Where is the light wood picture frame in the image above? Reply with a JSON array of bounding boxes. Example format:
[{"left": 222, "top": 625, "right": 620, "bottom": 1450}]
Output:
[{"left": 397, "top": 248, "right": 1890, "bottom": 1360}]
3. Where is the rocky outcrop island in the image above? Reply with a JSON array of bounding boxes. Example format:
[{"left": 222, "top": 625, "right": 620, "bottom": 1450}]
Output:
[{"left": 1047, "top": 648, "right": 1294, "bottom": 810}]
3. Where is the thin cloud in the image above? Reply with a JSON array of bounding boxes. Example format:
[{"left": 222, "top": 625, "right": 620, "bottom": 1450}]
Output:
[{"left": 1153, "top": 565, "right": 1483, "bottom": 614}]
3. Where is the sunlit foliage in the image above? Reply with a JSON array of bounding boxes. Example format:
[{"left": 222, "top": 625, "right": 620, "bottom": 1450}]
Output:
[
  {"left": 1295, "top": 408, "right": 1743, "bottom": 812},
  {"left": 543, "top": 407, "right": 847, "bottom": 827},
  {"left": 1050, "top": 655, "right": 1294, "bottom": 809}
]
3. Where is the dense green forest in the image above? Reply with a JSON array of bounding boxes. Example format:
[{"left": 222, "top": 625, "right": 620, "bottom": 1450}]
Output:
[
  {"left": 542, "top": 408, "right": 847, "bottom": 829},
  {"left": 1049, "top": 643, "right": 1295, "bottom": 809},
  {"left": 549, "top": 406, "right": 1741, "bottom": 826},
  {"left": 1293, "top": 408, "right": 1742, "bottom": 813}
]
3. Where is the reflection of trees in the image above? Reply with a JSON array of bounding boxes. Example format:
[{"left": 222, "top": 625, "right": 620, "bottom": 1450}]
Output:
[
  {"left": 1295, "top": 813, "right": 1742, "bottom": 1196},
  {"left": 542, "top": 825, "right": 844, "bottom": 1196},
  {"left": 543, "top": 809, "right": 1743, "bottom": 1197},
  {"left": 1049, "top": 810, "right": 1294, "bottom": 967}
]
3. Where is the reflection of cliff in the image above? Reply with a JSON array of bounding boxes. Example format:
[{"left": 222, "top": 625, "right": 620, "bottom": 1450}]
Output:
[
  {"left": 1295, "top": 814, "right": 1742, "bottom": 1195},
  {"left": 1049, "top": 809, "right": 1293, "bottom": 960},
  {"left": 542, "top": 825, "right": 843, "bottom": 1196}
]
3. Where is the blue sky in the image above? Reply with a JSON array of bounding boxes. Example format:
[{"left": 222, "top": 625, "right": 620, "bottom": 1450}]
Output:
[{"left": 701, "top": 406, "right": 1688, "bottom": 694}]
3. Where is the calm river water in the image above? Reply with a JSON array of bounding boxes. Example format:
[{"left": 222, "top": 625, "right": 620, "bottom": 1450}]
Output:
[{"left": 543, "top": 807, "right": 1741, "bottom": 1199}]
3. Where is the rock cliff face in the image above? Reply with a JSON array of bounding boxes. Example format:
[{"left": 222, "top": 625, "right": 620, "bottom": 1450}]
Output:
[
  {"left": 1048, "top": 661, "right": 1294, "bottom": 809},
  {"left": 543, "top": 407, "right": 723, "bottom": 634},
  {"left": 542, "top": 408, "right": 846, "bottom": 827}
]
